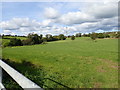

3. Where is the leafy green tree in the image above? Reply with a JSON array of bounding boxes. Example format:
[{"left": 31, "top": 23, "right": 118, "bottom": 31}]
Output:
[
  {"left": 2, "top": 34, "right": 4, "bottom": 39},
  {"left": 76, "top": 33, "right": 81, "bottom": 37},
  {"left": 59, "top": 34, "right": 66, "bottom": 40},
  {"left": 27, "top": 33, "right": 33, "bottom": 38},
  {"left": 39, "top": 34, "right": 43, "bottom": 39},
  {"left": 27, "top": 33, "right": 41, "bottom": 44},
  {"left": 104, "top": 33, "right": 110, "bottom": 38},
  {"left": 90, "top": 32, "right": 97, "bottom": 40},
  {"left": 97, "top": 33, "right": 104, "bottom": 38},
  {"left": 110, "top": 32, "right": 117, "bottom": 38},
  {"left": 71, "top": 35, "right": 75, "bottom": 40},
  {"left": 32, "top": 34, "right": 40, "bottom": 44},
  {"left": 46, "top": 34, "right": 53, "bottom": 41},
  {"left": 115, "top": 32, "right": 120, "bottom": 38},
  {"left": 22, "top": 38, "right": 34, "bottom": 45},
  {"left": 82, "top": 33, "right": 90, "bottom": 37}
]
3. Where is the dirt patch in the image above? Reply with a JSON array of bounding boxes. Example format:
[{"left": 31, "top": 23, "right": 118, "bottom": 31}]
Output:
[
  {"left": 111, "top": 65, "right": 119, "bottom": 70},
  {"left": 94, "top": 82, "right": 102, "bottom": 88},
  {"left": 98, "top": 59, "right": 118, "bottom": 70},
  {"left": 96, "top": 66, "right": 106, "bottom": 72}
]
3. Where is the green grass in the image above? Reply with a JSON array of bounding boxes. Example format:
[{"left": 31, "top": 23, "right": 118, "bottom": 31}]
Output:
[
  {"left": 3, "top": 36, "right": 27, "bottom": 40},
  {"left": 2, "top": 39, "right": 10, "bottom": 45},
  {"left": 2, "top": 36, "right": 27, "bottom": 47},
  {"left": 0, "top": 36, "right": 27, "bottom": 45},
  {"left": 2, "top": 37, "right": 118, "bottom": 88}
]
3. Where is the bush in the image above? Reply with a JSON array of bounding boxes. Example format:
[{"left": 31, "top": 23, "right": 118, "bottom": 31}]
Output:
[
  {"left": 97, "top": 33, "right": 104, "bottom": 38},
  {"left": 90, "top": 33, "right": 97, "bottom": 40},
  {"left": 115, "top": 33, "right": 120, "bottom": 38},
  {"left": 104, "top": 34, "right": 110, "bottom": 38},
  {"left": 22, "top": 38, "right": 34, "bottom": 45},
  {"left": 9, "top": 38, "right": 23, "bottom": 46},
  {"left": 71, "top": 35, "right": 75, "bottom": 40}
]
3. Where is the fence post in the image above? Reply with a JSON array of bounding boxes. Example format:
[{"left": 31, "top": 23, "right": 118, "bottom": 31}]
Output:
[{"left": 0, "top": 66, "right": 2, "bottom": 83}]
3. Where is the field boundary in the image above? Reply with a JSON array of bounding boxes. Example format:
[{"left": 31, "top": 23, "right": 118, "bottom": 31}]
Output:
[{"left": 0, "top": 59, "right": 42, "bottom": 89}]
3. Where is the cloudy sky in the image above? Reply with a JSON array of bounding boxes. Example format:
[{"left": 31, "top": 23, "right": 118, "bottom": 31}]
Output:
[{"left": 0, "top": 0, "right": 118, "bottom": 36}]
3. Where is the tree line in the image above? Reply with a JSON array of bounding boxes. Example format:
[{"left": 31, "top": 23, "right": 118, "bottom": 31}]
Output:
[
  {"left": 2, "top": 33, "right": 67, "bottom": 47},
  {"left": 2, "top": 31, "right": 120, "bottom": 47}
]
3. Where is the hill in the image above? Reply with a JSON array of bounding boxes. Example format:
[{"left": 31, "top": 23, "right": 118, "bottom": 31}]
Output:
[{"left": 2, "top": 37, "right": 118, "bottom": 88}]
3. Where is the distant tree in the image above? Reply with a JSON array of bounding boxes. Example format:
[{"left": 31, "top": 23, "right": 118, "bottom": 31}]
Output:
[
  {"left": 76, "top": 33, "right": 81, "bottom": 37},
  {"left": 39, "top": 34, "right": 43, "bottom": 39},
  {"left": 59, "top": 34, "right": 66, "bottom": 40},
  {"left": 27, "top": 33, "right": 41, "bottom": 44},
  {"left": 88, "top": 33, "right": 91, "bottom": 37},
  {"left": 90, "top": 32, "right": 97, "bottom": 40},
  {"left": 71, "top": 35, "right": 75, "bottom": 40},
  {"left": 110, "top": 32, "right": 117, "bottom": 38},
  {"left": 32, "top": 34, "right": 40, "bottom": 44},
  {"left": 22, "top": 38, "right": 34, "bottom": 45},
  {"left": 27, "top": 33, "right": 33, "bottom": 38},
  {"left": 46, "top": 34, "right": 53, "bottom": 41},
  {"left": 97, "top": 33, "right": 104, "bottom": 38},
  {"left": 46, "top": 34, "right": 49, "bottom": 39},
  {"left": 15, "top": 35, "right": 17, "bottom": 37},
  {"left": 2, "top": 34, "right": 4, "bottom": 39},
  {"left": 104, "top": 33, "right": 110, "bottom": 38},
  {"left": 68, "top": 35, "right": 71, "bottom": 38},
  {"left": 82, "top": 33, "right": 89, "bottom": 37},
  {"left": 115, "top": 32, "right": 120, "bottom": 38},
  {"left": 46, "top": 34, "right": 52, "bottom": 38}
]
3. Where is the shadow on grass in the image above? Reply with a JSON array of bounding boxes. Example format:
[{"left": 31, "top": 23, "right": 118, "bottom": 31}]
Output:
[
  {"left": 2, "top": 59, "right": 45, "bottom": 89},
  {"left": 2, "top": 59, "right": 71, "bottom": 89}
]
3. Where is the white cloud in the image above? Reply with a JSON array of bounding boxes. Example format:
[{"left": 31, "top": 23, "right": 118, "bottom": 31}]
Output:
[
  {"left": 84, "top": 2, "right": 118, "bottom": 19},
  {"left": 57, "top": 11, "right": 96, "bottom": 25},
  {"left": 0, "top": 21, "right": 19, "bottom": 30},
  {"left": 71, "top": 16, "right": 118, "bottom": 33},
  {"left": 44, "top": 7, "right": 60, "bottom": 19},
  {"left": 0, "top": 2, "right": 118, "bottom": 36},
  {"left": 41, "top": 19, "right": 53, "bottom": 26},
  {"left": 3, "top": 30, "right": 15, "bottom": 35},
  {"left": 0, "top": 18, "right": 42, "bottom": 30},
  {"left": 3, "top": 30, "right": 11, "bottom": 33}
]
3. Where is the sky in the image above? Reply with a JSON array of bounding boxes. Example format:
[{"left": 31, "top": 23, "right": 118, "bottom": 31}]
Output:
[{"left": 0, "top": 0, "right": 118, "bottom": 36}]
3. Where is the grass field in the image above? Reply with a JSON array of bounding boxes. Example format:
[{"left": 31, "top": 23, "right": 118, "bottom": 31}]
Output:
[
  {"left": 3, "top": 36, "right": 27, "bottom": 40},
  {"left": 2, "top": 36, "right": 27, "bottom": 47},
  {"left": 2, "top": 37, "right": 118, "bottom": 88}
]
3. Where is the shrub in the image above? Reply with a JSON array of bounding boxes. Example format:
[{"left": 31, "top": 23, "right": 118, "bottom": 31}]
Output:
[
  {"left": 104, "top": 34, "right": 110, "bottom": 38},
  {"left": 22, "top": 38, "right": 34, "bottom": 45},
  {"left": 90, "top": 33, "right": 97, "bottom": 40},
  {"left": 9, "top": 38, "right": 23, "bottom": 46},
  {"left": 97, "top": 33, "right": 104, "bottom": 38},
  {"left": 115, "top": 33, "right": 120, "bottom": 38},
  {"left": 71, "top": 35, "right": 75, "bottom": 40}
]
